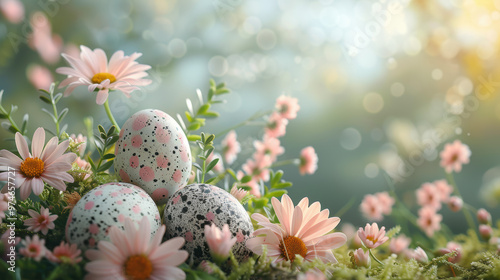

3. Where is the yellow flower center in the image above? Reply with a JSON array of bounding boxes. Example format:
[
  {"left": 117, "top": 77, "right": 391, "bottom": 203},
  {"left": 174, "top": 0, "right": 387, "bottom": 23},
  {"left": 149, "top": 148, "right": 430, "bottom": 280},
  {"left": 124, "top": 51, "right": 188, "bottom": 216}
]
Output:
[
  {"left": 124, "top": 255, "right": 153, "bottom": 280},
  {"left": 366, "top": 235, "right": 378, "bottom": 243},
  {"left": 91, "top": 72, "right": 116, "bottom": 84},
  {"left": 279, "top": 236, "right": 308, "bottom": 262},
  {"left": 20, "top": 157, "right": 45, "bottom": 178}
]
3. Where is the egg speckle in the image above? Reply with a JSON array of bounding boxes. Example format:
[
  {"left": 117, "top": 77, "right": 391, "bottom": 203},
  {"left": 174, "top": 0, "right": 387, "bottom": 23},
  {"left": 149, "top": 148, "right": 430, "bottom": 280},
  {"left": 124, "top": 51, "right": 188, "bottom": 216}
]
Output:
[
  {"left": 114, "top": 109, "right": 192, "bottom": 204},
  {"left": 65, "top": 182, "right": 161, "bottom": 251},
  {"left": 163, "top": 183, "right": 254, "bottom": 264}
]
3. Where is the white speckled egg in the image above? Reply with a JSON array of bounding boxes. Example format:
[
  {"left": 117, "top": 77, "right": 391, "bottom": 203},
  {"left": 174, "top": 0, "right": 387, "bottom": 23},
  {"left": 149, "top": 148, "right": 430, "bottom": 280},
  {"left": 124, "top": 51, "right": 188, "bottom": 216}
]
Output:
[
  {"left": 163, "top": 183, "right": 254, "bottom": 264},
  {"left": 114, "top": 109, "right": 192, "bottom": 204},
  {"left": 65, "top": 182, "right": 161, "bottom": 251}
]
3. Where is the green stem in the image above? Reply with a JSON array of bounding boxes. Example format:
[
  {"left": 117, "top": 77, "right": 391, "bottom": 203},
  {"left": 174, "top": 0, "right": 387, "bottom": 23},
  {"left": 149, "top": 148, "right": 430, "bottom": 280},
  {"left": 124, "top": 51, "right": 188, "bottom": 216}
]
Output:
[
  {"left": 201, "top": 159, "right": 206, "bottom": 183},
  {"left": 6, "top": 114, "right": 22, "bottom": 133},
  {"left": 103, "top": 99, "right": 120, "bottom": 132},
  {"left": 51, "top": 94, "right": 60, "bottom": 137},
  {"left": 369, "top": 249, "right": 384, "bottom": 266},
  {"left": 270, "top": 159, "right": 299, "bottom": 169},
  {"left": 214, "top": 110, "right": 272, "bottom": 138},
  {"left": 446, "top": 172, "right": 476, "bottom": 231},
  {"left": 334, "top": 197, "right": 356, "bottom": 217}
]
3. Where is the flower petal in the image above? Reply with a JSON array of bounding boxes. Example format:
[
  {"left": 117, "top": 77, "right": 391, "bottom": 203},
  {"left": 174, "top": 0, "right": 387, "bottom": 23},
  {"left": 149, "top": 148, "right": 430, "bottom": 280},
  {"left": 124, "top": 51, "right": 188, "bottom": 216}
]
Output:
[{"left": 15, "top": 132, "right": 30, "bottom": 160}]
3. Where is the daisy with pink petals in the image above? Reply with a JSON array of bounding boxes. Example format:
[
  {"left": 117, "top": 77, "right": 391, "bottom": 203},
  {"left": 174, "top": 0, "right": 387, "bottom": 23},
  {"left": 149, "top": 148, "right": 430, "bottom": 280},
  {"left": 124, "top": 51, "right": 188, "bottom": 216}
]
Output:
[
  {"left": 299, "top": 146, "right": 318, "bottom": 175},
  {"left": 360, "top": 194, "right": 384, "bottom": 221},
  {"left": 434, "top": 179, "right": 453, "bottom": 203},
  {"left": 205, "top": 224, "right": 237, "bottom": 261},
  {"left": 439, "top": 140, "right": 471, "bottom": 173},
  {"left": 24, "top": 206, "right": 58, "bottom": 235},
  {"left": 375, "top": 192, "right": 394, "bottom": 215},
  {"left": 389, "top": 235, "right": 411, "bottom": 255},
  {"left": 417, "top": 206, "right": 442, "bottom": 237},
  {"left": 221, "top": 130, "right": 241, "bottom": 165},
  {"left": 275, "top": 95, "right": 300, "bottom": 120},
  {"left": 0, "top": 127, "right": 77, "bottom": 200},
  {"left": 56, "top": 45, "right": 152, "bottom": 105},
  {"left": 20, "top": 235, "right": 47, "bottom": 261},
  {"left": 46, "top": 241, "right": 82, "bottom": 264},
  {"left": 416, "top": 183, "right": 442, "bottom": 210},
  {"left": 357, "top": 223, "right": 389, "bottom": 249},
  {"left": 265, "top": 112, "right": 288, "bottom": 138},
  {"left": 230, "top": 185, "right": 248, "bottom": 202},
  {"left": 253, "top": 135, "right": 285, "bottom": 163},
  {"left": 246, "top": 194, "right": 347, "bottom": 263},
  {"left": 85, "top": 216, "right": 188, "bottom": 280}
]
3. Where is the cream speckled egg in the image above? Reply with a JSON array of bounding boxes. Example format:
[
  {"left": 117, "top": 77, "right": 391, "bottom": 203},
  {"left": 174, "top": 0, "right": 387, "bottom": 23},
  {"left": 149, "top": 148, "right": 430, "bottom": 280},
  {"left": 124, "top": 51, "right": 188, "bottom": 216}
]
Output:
[
  {"left": 65, "top": 182, "right": 161, "bottom": 251},
  {"left": 114, "top": 109, "right": 192, "bottom": 204},
  {"left": 163, "top": 183, "right": 254, "bottom": 265}
]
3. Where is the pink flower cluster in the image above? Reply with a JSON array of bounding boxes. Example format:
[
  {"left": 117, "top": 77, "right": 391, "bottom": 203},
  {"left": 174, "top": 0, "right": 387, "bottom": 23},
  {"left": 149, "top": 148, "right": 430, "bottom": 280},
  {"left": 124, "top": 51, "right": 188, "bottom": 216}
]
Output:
[
  {"left": 359, "top": 192, "right": 395, "bottom": 221},
  {"left": 18, "top": 235, "right": 82, "bottom": 264},
  {"left": 439, "top": 140, "right": 471, "bottom": 174},
  {"left": 415, "top": 180, "right": 454, "bottom": 237}
]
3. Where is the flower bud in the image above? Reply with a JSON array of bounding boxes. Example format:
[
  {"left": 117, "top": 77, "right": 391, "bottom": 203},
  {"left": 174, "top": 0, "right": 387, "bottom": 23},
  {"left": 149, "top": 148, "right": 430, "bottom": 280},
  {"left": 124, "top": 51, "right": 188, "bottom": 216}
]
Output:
[
  {"left": 353, "top": 248, "right": 370, "bottom": 268},
  {"left": 477, "top": 208, "right": 492, "bottom": 225},
  {"left": 479, "top": 224, "right": 493, "bottom": 241},
  {"left": 413, "top": 247, "right": 428, "bottom": 263},
  {"left": 447, "top": 196, "right": 463, "bottom": 212}
]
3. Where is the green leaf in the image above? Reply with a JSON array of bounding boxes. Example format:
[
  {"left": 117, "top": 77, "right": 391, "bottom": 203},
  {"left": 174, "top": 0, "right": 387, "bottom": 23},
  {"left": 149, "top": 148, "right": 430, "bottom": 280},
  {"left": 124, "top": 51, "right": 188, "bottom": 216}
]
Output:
[
  {"left": 21, "top": 114, "right": 29, "bottom": 134},
  {"left": 38, "top": 89, "right": 50, "bottom": 95},
  {"left": 265, "top": 190, "right": 287, "bottom": 199},
  {"left": 185, "top": 111, "right": 193, "bottom": 122},
  {"left": 96, "top": 160, "right": 114, "bottom": 172},
  {"left": 87, "top": 156, "right": 96, "bottom": 171},
  {"left": 206, "top": 158, "right": 219, "bottom": 173},
  {"left": 0, "top": 113, "right": 7, "bottom": 119},
  {"left": 54, "top": 93, "right": 63, "bottom": 104},
  {"left": 41, "top": 108, "right": 57, "bottom": 122},
  {"left": 216, "top": 82, "right": 226, "bottom": 89},
  {"left": 240, "top": 175, "right": 252, "bottom": 184},
  {"left": 107, "top": 125, "right": 116, "bottom": 136},
  {"left": 108, "top": 135, "right": 119, "bottom": 145},
  {"left": 197, "top": 104, "right": 210, "bottom": 115},
  {"left": 188, "top": 123, "right": 201, "bottom": 131},
  {"left": 187, "top": 135, "right": 201, "bottom": 142},
  {"left": 227, "top": 169, "right": 237, "bottom": 180},
  {"left": 58, "top": 108, "right": 69, "bottom": 122},
  {"left": 10, "top": 105, "right": 17, "bottom": 113},
  {"left": 240, "top": 186, "right": 252, "bottom": 191},
  {"left": 205, "top": 134, "right": 215, "bottom": 144},
  {"left": 216, "top": 88, "right": 230, "bottom": 95},
  {"left": 271, "top": 170, "right": 283, "bottom": 186},
  {"left": 209, "top": 79, "right": 216, "bottom": 88},
  {"left": 203, "top": 111, "right": 220, "bottom": 117},
  {"left": 102, "top": 154, "right": 115, "bottom": 160},
  {"left": 205, "top": 177, "right": 216, "bottom": 184},
  {"left": 272, "top": 182, "right": 293, "bottom": 189},
  {"left": 205, "top": 147, "right": 214, "bottom": 158},
  {"left": 208, "top": 88, "right": 215, "bottom": 100},
  {"left": 49, "top": 82, "right": 56, "bottom": 94},
  {"left": 39, "top": 95, "right": 51, "bottom": 104},
  {"left": 192, "top": 163, "right": 202, "bottom": 171},
  {"left": 253, "top": 197, "right": 269, "bottom": 209},
  {"left": 98, "top": 125, "right": 105, "bottom": 135}
]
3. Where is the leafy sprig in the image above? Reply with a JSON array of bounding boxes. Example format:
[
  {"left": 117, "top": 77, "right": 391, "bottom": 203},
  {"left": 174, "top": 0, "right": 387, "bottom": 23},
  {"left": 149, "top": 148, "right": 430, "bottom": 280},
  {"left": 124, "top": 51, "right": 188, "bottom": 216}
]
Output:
[
  {"left": 0, "top": 90, "right": 28, "bottom": 135},
  {"left": 193, "top": 132, "right": 219, "bottom": 184},
  {"left": 87, "top": 125, "right": 119, "bottom": 175},
  {"left": 39, "top": 83, "right": 69, "bottom": 137}
]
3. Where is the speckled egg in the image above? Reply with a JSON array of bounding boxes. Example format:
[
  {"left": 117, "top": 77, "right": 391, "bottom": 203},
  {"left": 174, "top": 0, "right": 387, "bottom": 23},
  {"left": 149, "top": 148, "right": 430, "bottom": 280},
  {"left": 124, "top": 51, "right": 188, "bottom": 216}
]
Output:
[
  {"left": 65, "top": 182, "right": 161, "bottom": 251},
  {"left": 163, "top": 183, "right": 254, "bottom": 264},
  {"left": 114, "top": 109, "right": 192, "bottom": 204}
]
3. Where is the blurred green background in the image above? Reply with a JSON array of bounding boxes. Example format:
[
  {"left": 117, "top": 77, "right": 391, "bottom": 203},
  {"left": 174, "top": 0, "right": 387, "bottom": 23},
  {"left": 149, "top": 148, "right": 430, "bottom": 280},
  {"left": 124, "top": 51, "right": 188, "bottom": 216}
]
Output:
[{"left": 1, "top": 0, "right": 500, "bottom": 234}]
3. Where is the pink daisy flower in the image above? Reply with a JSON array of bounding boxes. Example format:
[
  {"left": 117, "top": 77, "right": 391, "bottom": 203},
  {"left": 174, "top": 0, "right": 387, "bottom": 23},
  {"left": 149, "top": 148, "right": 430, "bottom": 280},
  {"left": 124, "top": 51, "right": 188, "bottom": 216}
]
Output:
[
  {"left": 0, "top": 193, "right": 8, "bottom": 224},
  {"left": 204, "top": 224, "right": 237, "bottom": 261},
  {"left": 353, "top": 248, "right": 370, "bottom": 267},
  {"left": 85, "top": 217, "right": 188, "bottom": 280},
  {"left": 439, "top": 140, "right": 471, "bottom": 173},
  {"left": 417, "top": 206, "right": 442, "bottom": 237},
  {"left": 27, "top": 64, "right": 54, "bottom": 90},
  {"left": 416, "top": 183, "right": 442, "bottom": 210},
  {"left": 433, "top": 179, "right": 453, "bottom": 202},
  {"left": 357, "top": 223, "right": 389, "bottom": 249},
  {"left": 275, "top": 95, "right": 300, "bottom": 120},
  {"left": 265, "top": 112, "right": 288, "bottom": 138},
  {"left": 0, "top": 127, "right": 77, "bottom": 200},
  {"left": 389, "top": 235, "right": 411, "bottom": 255},
  {"left": 56, "top": 46, "right": 152, "bottom": 105},
  {"left": 230, "top": 185, "right": 248, "bottom": 202},
  {"left": 375, "top": 192, "right": 394, "bottom": 215},
  {"left": 221, "top": 130, "right": 241, "bottom": 165},
  {"left": 246, "top": 195, "right": 347, "bottom": 263},
  {"left": 360, "top": 194, "right": 383, "bottom": 221},
  {"left": 46, "top": 241, "right": 82, "bottom": 264},
  {"left": 24, "top": 206, "right": 58, "bottom": 235},
  {"left": 0, "top": 0, "right": 23, "bottom": 24},
  {"left": 20, "top": 235, "right": 47, "bottom": 261},
  {"left": 299, "top": 146, "right": 318, "bottom": 175},
  {"left": 253, "top": 135, "right": 285, "bottom": 163}
]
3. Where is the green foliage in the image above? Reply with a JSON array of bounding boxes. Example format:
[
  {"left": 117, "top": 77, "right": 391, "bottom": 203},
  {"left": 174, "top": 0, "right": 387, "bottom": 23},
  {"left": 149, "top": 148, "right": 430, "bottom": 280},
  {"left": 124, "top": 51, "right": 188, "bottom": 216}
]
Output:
[
  {"left": 87, "top": 125, "right": 118, "bottom": 175},
  {"left": 39, "top": 83, "right": 69, "bottom": 137},
  {"left": 0, "top": 89, "right": 27, "bottom": 135}
]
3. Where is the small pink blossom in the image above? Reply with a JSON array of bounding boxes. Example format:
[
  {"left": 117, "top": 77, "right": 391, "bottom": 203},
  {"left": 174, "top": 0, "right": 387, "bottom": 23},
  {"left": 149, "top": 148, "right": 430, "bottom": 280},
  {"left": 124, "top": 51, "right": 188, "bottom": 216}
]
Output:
[
  {"left": 417, "top": 206, "right": 442, "bottom": 237},
  {"left": 299, "top": 146, "right": 318, "bottom": 175},
  {"left": 353, "top": 248, "right": 370, "bottom": 267},
  {"left": 27, "top": 65, "right": 54, "bottom": 90},
  {"left": 265, "top": 112, "right": 288, "bottom": 138},
  {"left": 242, "top": 156, "right": 272, "bottom": 182},
  {"left": 477, "top": 208, "right": 491, "bottom": 225},
  {"left": 412, "top": 247, "right": 428, "bottom": 263},
  {"left": 0, "top": 0, "right": 24, "bottom": 24},
  {"left": 20, "top": 235, "right": 46, "bottom": 261},
  {"left": 221, "top": 130, "right": 240, "bottom": 165},
  {"left": 360, "top": 194, "right": 383, "bottom": 221},
  {"left": 70, "top": 134, "right": 87, "bottom": 157},
  {"left": 479, "top": 225, "right": 493, "bottom": 241},
  {"left": 357, "top": 223, "right": 389, "bottom": 249},
  {"left": 275, "top": 95, "right": 300, "bottom": 120},
  {"left": 447, "top": 196, "right": 463, "bottom": 212},
  {"left": 389, "top": 235, "right": 411, "bottom": 255},
  {"left": 24, "top": 206, "right": 58, "bottom": 235},
  {"left": 204, "top": 224, "right": 237, "bottom": 261},
  {"left": 445, "top": 242, "right": 462, "bottom": 263},
  {"left": 375, "top": 192, "right": 394, "bottom": 215},
  {"left": 433, "top": 179, "right": 453, "bottom": 202},
  {"left": 46, "top": 241, "right": 82, "bottom": 264},
  {"left": 199, "top": 260, "right": 214, "bottom": 274},
  {"left": 29, "top": 12, "right": 63, "bottom": 64},
  {"left": 439, "top": 140, "right": 471, "bottom": 173},
  {"left": 253, "top": 135, "right": 284, "bottom": 163},
  {"left": 416, "top": 183, "right": 442, "bottom": 210},
  {"left": 230, "top": 185, "right": 248, "bottom": 202}
]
